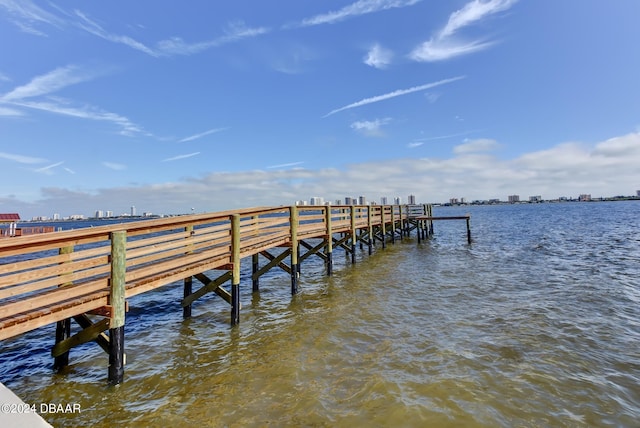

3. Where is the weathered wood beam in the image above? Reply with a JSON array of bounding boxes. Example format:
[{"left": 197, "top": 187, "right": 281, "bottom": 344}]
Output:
[
  {"left": 73, "top": 314, "right": 110, "bottom": 354},
  {"left": 299, "top": 239, "right": 328, "bottom": 263},
  {"left": 182, "top": 271, "right": 233, "bottom": 307},
  {"left": 51, "top": 318, "right": 110, "bottom": 358},
  {"left": 256, "top": 249, "right": 292, "bottom": 276}
]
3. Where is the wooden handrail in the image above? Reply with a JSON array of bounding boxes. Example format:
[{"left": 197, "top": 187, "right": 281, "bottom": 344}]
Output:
[{"left": 0, "top": 204, "right": 419, "bottom": 341}]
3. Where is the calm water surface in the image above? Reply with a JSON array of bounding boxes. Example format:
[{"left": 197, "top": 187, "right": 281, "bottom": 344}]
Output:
[{"left": 1, "top": 202, "right": 639, "bottom": 427}]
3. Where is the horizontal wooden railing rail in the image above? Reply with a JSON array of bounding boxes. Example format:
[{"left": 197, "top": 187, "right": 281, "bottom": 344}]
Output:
[{"left": 0, "top": 204, "right": 423, "bottom": 342}]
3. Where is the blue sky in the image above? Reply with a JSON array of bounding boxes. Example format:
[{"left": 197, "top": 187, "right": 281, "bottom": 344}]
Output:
[{"left": 1, "top": 0, "right": 639, "bottom": 219}]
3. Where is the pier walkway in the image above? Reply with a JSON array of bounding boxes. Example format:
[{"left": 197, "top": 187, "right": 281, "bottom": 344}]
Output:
[{"left": 0, "top": 204, "right": 437, "bottom": 384}]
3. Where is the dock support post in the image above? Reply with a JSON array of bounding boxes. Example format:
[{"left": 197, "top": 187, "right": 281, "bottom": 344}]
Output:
[
  {"left": 380, "top": 206, "right": 386, "bottom": 249},
  {"left": 466, "top": 216, "right": 472, "bottom": 244},
  {"left": 390, "top": 206, "right": 396, "bottom": 243},
  {"left": 108, "top": 230, "right": 126, "bottom": 385},
  {"left": 367, "top": 206, "right": 373, "bottom": 255},
  {"left": 290, "top": 206, "right": 299, "bottom": 294},
  {"left": 183, "top": 276, "right": 192, "bottom": 318},
  {"left": 325, "top": 207, "right": 333, "bottom": 275},
  {"left": 183, "top": 225, "right": 193, "bottom": 318},
  {"left": 252, "top": 253, "right": 260, "bottom": 292},
  {"left": 428, "top": 205, "right": 434, "bottom": 236},
  {"left": 53, "top": 245, "right": 74, "bottom": 371},
  {"left": 53, "top": 319, "right": 71, "bottom": 370},
  {"left": 350, "top": 206, "right": 357, "bottom": 264},
  {"left": 231, "top": 214, "right": 241, "bottom": 325}
]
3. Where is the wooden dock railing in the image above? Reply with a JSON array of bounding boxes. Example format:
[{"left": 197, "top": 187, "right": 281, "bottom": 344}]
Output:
[{"left": 0, "top": 204, "right": 433, "bottom": 384}]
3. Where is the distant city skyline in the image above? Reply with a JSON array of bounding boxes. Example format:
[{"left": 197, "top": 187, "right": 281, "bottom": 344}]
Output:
[{"left": 18, "top": 190, "right": 640, "bottom": 221}]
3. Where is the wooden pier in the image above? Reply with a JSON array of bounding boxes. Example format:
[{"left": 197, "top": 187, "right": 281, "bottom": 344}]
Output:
[
  {"left": 0, "top": 204, "right": 461, "bottom": 385},
  {"left": 415, "top": 214, "right": 472, "bottom": 244}
]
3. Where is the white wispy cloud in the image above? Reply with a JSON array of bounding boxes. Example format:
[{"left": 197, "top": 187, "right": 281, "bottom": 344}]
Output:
[
  {"left": 324, "top": 76, "right": 464, "bottom": 117},
  {"left": 364, "top": 43, "right": 393, "bottom": 69},
  {"left": 103, "top": 162, "right": 126, "bottom": 171},
  {"left": 155, "top": 21, "right": 269, "bottom": 56},
  {"left": 0, "top": 151, "right": 48, "bottom": 164},
  {"left": 162, "top": 152, "right": 201, "bottom": 162},
  {"left": 0, "top": 106, "right": 24, "bottom": 116},
  {"left": 35, "top": 161, "right": 63, "bottom": 175},
  {"left": 295, "top": 0, "right": 421, "bottom": 27},
  {"left": 74, "top": 10, "right": 158, "bottom": 57},
  {"left": 0, "top": 65, "right": 146, "bottom": 136},
  {"left": 267, "top": 162, "right": 305, "bottom": 169},
  {"left": 453, "top": 138, "right": 501, "bottom": 154},
  {"left": 351, "top": 118, "right": 392, "bottom": 137},
  {"left": 0, "top": 65, "right": 96, "bottom": 101},
  {"left": 0, "top": 72, "right": 10, "bottom": 82},
  {"left": 0, "top": 0, "right": 64, "bottom": 35},
  {"left": 7, "top": 98, "right": 145, "bottom": 137},
  {"left": 414, "top": 130, "right": 481, "bottom": 143},
  {"left": 410, "top": 0, "right": 517, "bottom": 62},
  {"left": 179, "top": 127, "right": 228, "bottom": 143}
]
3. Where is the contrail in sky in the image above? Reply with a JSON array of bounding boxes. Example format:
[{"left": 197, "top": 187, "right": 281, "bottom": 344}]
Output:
[{"left": 324, "top": 76, "right": 465, "bottom": 117}]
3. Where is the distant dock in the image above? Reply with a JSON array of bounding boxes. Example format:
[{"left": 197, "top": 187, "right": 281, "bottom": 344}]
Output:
[{"left": 0, "top": 204, "right": 470, "bottom": 385}]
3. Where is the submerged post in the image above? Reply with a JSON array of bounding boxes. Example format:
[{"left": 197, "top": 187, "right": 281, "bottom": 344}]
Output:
[
  {"left": 290, "top": 205, "right": 299, "bottom": 294},
  {"left": 367, "top": 206, "right": 373, "bottom": 255},
  {"left": 350, "top": 205, "right": 357, "bottom": 264},
  {"left": 231, "top": 214, "right": 241, "bottom": 325},
  {"left": 109, "top": 231, "right": 126, "bottom": 385},
  {"left": 380, "top": 206, "right": 386, "bottom": 249},
  {"left": 252, "top": 215, "right": 260, "bottom": 292},
  {"left": 466, "top": 216, "right": 472, "bottom": 244},
  {"left": 183, "top": 225, "right": 193, "bottom": 318},
  {"left": 325, "top": 206, "right": 333, "bottom": 275},
  {"left": 53, "top": 245, "right": 74, "bottom": 371}
]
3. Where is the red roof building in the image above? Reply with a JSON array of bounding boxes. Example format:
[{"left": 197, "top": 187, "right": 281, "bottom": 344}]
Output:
[{"left": 0, "top": 213, "right": 20, "bottom": 222}]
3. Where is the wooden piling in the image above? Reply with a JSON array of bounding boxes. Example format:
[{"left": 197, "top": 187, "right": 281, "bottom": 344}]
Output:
[
  {"left": 325, "top": 207, "right": 333, "bottom": 275},
  {"left": 108, "top": 230, "right": 126, "bottom": 385},
  {"left": 252, "top": 253, "right": 260, "bottom": 292},
  {"left": 231, "top": 214, "right": 241, "bottom": 325},
  {"left": 289, "top": 206, "right": 299, "bottom": 294},
  {"left": 183, "top": 225, "right": 194, "bottom": 318},
  {"left": 53, "top": 245, "right": 74, "bottom": 371},
  {"left": 367, "top": 206, "right": 373, "bottom": 255},
  {"left": 350, "top": 206, "right": 357, "bottom": 264}
]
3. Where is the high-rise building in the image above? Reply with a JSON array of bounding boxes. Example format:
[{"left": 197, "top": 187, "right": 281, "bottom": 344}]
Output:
[
  {"left": 358, "top": 196, "right": 367, "bottom": 205},
  {"left": 380, "top": 196, "right": 388, "bottom": 205},
  {"left": 131, "top": 205, "right": 136, "bottom": 216},
  {"left": 408, "top": 194, "right": 416, "bottom": 204},
  {"left": 345, "top": 197, "right": 353, "bottom": 205},
  {"left": 310, "top": 196, "right": 324, "bottom": 206},
  {"left": 95, "top": 210, "right": 103, "bottom": 218},
  {"left": 394, "top": 197, "right": 402, "bottom": 205},
  {"left": 508, "top": 195, "right": 520, "bottom": 203}
]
